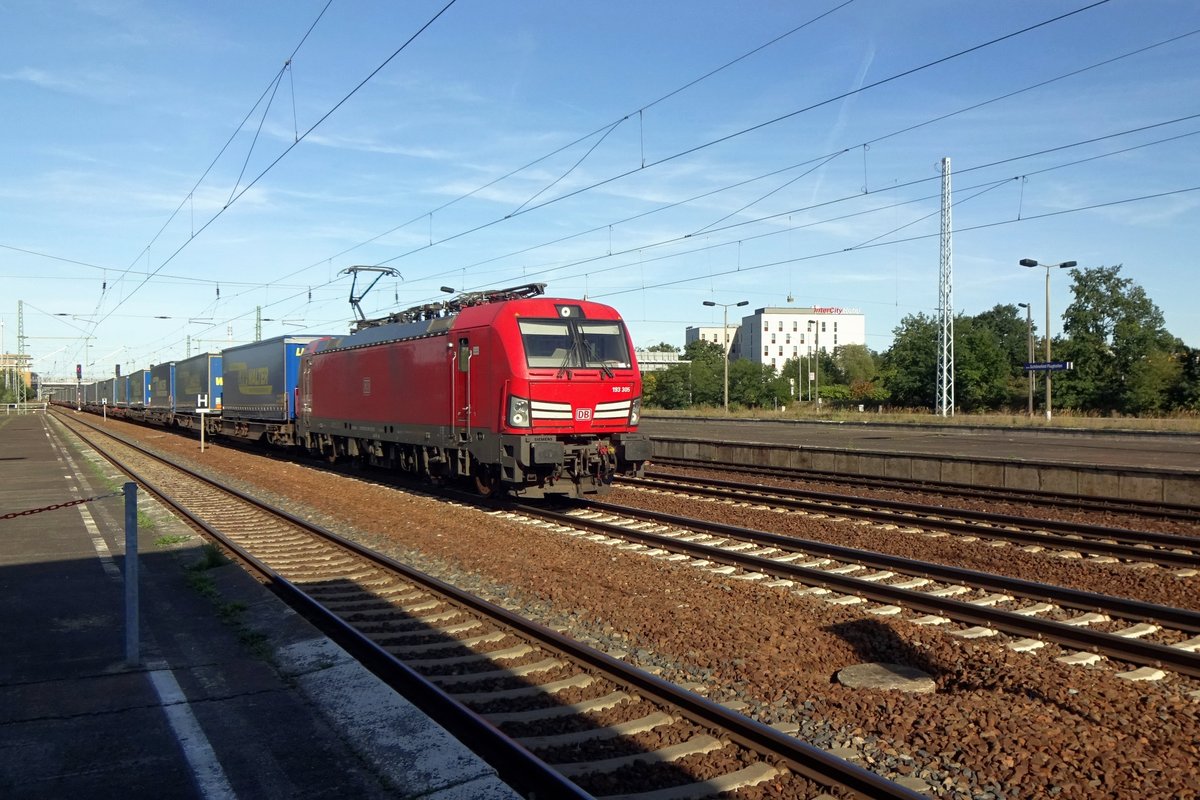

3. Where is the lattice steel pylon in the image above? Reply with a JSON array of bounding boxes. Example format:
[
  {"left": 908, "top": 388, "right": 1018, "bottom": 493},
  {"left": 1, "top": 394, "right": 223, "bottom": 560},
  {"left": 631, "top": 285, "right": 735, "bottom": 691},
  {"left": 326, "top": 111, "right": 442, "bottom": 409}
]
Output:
[
  {"left": 936, "top": 157, "right": 954, "bottom": 416},
  {"left": 17, "top": 300, "right": 26, "bottom": 406}
]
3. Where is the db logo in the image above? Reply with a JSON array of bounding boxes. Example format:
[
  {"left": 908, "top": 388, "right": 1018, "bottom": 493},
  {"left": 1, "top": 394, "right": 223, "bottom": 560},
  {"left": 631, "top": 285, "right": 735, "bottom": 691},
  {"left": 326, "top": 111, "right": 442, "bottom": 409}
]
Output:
[{"left": 575, "top": 408, "right": 593, "bottom": 421}]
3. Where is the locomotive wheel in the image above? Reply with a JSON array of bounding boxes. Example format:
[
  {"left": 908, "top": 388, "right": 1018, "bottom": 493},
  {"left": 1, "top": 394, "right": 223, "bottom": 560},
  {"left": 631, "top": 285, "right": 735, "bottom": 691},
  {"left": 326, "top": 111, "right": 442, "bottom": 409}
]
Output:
[{"left": 474, "top": 464, "right": 502, "bottom": 497}]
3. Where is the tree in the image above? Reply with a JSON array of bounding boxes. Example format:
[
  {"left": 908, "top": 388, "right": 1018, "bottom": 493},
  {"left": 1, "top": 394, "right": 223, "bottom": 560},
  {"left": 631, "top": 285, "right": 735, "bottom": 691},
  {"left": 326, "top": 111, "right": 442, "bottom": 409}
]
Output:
[
  {"left": 683, "top": 339, "right": 724, "bottom": 368},
  {"left": 728, "top": 359, "right": 789, "bottom": 408},
  {"left": 831, "top": 344, "right": 876, "bottom": 386},
  {"left": 1124, "top": 350, "right": 1182, "bottom": 415},
  {"left": 644, "top": 365, "right": 692, "bottom": 408},
  {"left": 953, "top": 315, "right": 1010, "bottom": 412},
  {"left": 780, "top": 357, "right": 804, "bottom": 401},
  {"left": 973, "top": 304, "right": 1031, "bottom": 369},
  {"left": 1056, "top": 265, "right": 1176, "bottom": 413},
  {"left": 973, "top": 303, "right": 1035, "bottom": 409},
  {"left": 1169, "top": 348, "right": 1200, "bottom": 411},
  {"left": 880, "top": 313, "right": 939, "bottom": 408},
  {"left": 646, "top": 341, "right": 679, "bottom": 353},
  {"left": 796, "top": 345, "right": 888, "bottom": 406},
  {"left": 682, "top": 339, "right": 725, "bottom": 407}
]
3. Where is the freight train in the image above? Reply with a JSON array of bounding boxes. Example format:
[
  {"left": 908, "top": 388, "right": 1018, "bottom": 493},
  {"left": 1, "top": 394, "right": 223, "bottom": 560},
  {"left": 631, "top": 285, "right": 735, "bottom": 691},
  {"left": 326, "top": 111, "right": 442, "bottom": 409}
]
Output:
[{"left": 64, "top": 283, "right": 651, "bottom": 498}]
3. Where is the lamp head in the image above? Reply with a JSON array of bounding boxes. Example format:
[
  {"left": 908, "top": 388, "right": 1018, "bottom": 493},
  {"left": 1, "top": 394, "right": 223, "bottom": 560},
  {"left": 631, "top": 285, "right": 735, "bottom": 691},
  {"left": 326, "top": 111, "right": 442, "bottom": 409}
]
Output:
[
  {"left": 1060, "top": 261, "right": 1077, "bottom": 269},
  {"left": 702, "top": 301, "right": 716, "bottom": 307},
  {"left": 1019, "top": 259, "right": 1038, "bottom": 267},
  {"left": 736, "top": 300, "right": 749, "bottom": 307}
]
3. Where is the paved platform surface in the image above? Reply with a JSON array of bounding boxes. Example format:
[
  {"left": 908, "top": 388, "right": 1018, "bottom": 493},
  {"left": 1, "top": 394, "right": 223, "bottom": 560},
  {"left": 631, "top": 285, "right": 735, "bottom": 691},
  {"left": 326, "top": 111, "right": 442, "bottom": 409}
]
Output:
[
  {"left": 641, "top": 416, "right": 1200, "bottom": 474},
  {"left": 0, "top": 411, "right": 521, "bottom": 800}
]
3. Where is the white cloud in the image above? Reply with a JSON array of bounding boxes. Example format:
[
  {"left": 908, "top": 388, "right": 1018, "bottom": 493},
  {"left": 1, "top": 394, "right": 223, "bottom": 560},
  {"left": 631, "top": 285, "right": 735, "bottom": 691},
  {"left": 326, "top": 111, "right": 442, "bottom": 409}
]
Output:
[
  {"left": 301, "top": 129, "right": 455, "bottom": 161},
  {"left": 1, "top": 66, "right": 134, "bottom": 102}
]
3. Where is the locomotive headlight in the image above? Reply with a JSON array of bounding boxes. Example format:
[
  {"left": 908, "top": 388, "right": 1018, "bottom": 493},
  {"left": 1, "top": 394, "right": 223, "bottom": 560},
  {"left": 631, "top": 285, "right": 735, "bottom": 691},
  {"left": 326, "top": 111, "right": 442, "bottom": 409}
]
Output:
[
  {"left": 508, "top": 395, "right": 531, "bottom": 428},
  {"left": 629, "top": 397, "right": 642, "bottom": 426}
]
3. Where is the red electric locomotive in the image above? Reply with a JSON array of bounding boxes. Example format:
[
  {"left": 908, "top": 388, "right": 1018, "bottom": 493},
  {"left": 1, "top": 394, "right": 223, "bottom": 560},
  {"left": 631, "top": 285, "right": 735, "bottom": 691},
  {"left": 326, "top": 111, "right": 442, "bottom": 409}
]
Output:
[{"left": 297, "top": 283, "right": 651, "bottom": 498}]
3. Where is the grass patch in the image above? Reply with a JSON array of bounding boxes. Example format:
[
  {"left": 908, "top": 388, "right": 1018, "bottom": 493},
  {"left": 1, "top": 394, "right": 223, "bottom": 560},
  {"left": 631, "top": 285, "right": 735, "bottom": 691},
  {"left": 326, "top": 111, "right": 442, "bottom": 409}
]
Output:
[
  {"left": 181, "top": 546, "right": 274, "bottom": 663},
  {"left": 237, "top": 629, "right": 271, "bottom": 660},
  {"left": 185, "top": 570, "right": 218, "bottom": 600},
  {"left": 184, "top": 543, "right": 230, "bottom": 600},
  {"left": 154, "top": 534, "right": 191, "bottom": 547},
  {"left": 217, "top": 600, "right": 247, "bottom": 622},
  {"left": 188, "top": 542, "right": 230, "bottom": 571},
  {"left": 217, "top": 599, "right": 273, "bottom": 661}
]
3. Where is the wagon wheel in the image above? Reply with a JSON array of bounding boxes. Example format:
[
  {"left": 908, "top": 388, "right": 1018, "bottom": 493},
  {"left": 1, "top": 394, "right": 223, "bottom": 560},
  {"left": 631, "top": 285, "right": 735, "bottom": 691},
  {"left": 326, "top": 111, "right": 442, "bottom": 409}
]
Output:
[{"left": 473, "top": 463, "right": 502, "bottom": 497}]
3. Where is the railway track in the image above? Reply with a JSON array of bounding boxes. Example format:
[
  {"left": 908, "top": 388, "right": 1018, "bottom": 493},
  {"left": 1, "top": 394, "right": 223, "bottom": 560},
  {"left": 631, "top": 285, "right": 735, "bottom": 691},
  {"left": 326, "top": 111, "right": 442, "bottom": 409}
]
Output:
[
  {"left": 498, "top": 499, "right": 1200, "bottom": 681},
  {"left": 54, "top": 411, "right": 923, "bottom": 799},
  {"left": 624, "top": 472, "right": 1200, "bottom": 571},
  {"left": 641, "top": 457, "right": 1200, "bottom": 523}
]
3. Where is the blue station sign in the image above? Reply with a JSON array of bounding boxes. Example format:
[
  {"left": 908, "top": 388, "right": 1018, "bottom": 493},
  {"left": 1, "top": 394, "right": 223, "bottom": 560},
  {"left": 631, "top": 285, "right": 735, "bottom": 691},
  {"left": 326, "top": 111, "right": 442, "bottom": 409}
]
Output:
[{"left": 1024, "top": 361, "right": 1074, "bottom": 371}]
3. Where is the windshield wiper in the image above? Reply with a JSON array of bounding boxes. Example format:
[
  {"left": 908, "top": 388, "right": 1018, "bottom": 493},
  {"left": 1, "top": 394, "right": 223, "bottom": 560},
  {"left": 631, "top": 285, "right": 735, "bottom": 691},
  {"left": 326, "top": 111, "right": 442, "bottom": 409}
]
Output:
[
  {"left": 582, "top": 339, "right": 614, "bottom": 378},
  {"left": 556, "top": 340, "right": 579, "bottom": 379}
]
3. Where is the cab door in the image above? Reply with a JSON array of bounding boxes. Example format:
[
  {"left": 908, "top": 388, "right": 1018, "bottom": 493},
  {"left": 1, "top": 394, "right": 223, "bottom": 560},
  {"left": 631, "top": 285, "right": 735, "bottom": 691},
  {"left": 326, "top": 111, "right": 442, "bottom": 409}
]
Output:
[
  {"left": 298, "top": 355, "right": 313, "bottom": 431},
  {"left": 454, "top": 337, "right": 473, "bottom": 440}
]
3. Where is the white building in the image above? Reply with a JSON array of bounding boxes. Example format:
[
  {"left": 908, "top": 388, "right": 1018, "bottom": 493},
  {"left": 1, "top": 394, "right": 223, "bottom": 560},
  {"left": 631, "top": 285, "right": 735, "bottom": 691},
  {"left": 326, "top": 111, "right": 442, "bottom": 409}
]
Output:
[
  {"left": 738, "top": 306, "right": 866, "bottom": 372},
  {"left": 685, "top": 324, "right": 741, "bottom": 357},
  {"left": 634, "top": 349, "right": 690, "bottom": 373}
]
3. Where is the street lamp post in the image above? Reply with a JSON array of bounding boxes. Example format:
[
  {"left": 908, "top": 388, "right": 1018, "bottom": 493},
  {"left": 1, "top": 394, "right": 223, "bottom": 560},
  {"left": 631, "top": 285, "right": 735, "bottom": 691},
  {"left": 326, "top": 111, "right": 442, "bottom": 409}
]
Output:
[
  {"left": 1019, "top": 259, "right": 1077, "bottom": 420},
  {"left": 807, "top": 320, "right": 821, "bottom": 408},
  {"left": 702, "top": 299, "right": 748, "bottom": 412},
  {"left": 1017, "top": 302, "right": 1034, "bottom": 417}
]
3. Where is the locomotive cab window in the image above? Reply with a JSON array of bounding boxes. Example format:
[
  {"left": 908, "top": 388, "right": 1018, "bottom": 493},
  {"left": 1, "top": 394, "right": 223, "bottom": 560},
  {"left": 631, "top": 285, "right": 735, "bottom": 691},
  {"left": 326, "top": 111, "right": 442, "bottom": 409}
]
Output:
[
  {"left": 519, "top": 319, "right": 631, "bottom": 370},
  {"left": 458, "top": 338, "right": 471, "bottom": 372}
]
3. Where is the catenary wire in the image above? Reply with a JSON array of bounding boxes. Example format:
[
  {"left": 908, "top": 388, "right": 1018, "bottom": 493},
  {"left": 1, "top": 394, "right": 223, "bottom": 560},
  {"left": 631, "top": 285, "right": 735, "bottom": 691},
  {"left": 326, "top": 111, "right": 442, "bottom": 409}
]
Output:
[
  {"left": 369, "top": 0, "right": 1113, "bottom": 271},
  {"left": 392, "top": 26, "right": 1199, "bottom": 286},
  {"left": 89, "top": 0, "right": 459, "bottom": 334}
]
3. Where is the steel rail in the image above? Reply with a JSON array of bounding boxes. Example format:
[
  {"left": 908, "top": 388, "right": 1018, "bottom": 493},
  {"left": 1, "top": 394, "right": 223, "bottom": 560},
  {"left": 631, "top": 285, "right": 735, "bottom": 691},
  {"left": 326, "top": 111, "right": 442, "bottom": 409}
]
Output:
[
  {"left": 641, "top": 456, "right": 1200, "bottom": 521},
  {"left": 56, "top": 415, "right": 590, "bottom": 800},
  {"left": 627, "top": 473, "right": 1200, "bottom": 568},
  {"left": 58, "top": 411, "right": 922, "bottom": 800},
  {"left": 512, "top": 501, "right": 1200, "bottom": 678}
]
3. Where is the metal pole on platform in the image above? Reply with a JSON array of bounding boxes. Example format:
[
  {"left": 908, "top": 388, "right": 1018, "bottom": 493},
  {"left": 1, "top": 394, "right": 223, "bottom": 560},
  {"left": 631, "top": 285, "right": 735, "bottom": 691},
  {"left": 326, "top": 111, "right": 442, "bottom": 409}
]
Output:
[
  {"left": 124, "top": 482, "right": 139, "bottom": 666},
  {"left": 1017, "top": 302, "right": 1034, "bottom": 418},
  {"left": 702, "top": 298, "right": 748, "bottom": 413},
  {"left": 1020, "top": 259, "right": 1077, "bottom": 421}
]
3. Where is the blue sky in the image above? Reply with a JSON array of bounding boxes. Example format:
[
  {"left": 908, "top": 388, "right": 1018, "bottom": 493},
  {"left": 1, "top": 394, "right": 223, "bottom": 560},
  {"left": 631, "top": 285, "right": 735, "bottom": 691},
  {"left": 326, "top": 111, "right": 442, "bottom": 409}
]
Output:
[{"left": 2, "top": 0, "right": 1198, "bottom": 381}]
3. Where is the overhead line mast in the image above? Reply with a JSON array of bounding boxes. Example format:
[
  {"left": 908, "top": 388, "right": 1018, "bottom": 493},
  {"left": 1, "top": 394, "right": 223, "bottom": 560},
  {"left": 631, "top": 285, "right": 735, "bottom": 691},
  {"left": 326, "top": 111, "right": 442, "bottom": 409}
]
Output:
[{"left": 936, "top": 157, "right": 954, "bottom": 417}]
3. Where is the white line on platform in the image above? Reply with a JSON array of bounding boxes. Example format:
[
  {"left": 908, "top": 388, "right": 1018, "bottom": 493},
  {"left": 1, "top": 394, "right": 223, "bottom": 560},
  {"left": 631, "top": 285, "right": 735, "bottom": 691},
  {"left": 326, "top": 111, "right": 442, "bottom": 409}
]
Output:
[
  {"left": 147, "top": 663, "right": 238, "bottom": 800},
  {"left": 78, "top": 504, "right": 121, "bottom": 578}
]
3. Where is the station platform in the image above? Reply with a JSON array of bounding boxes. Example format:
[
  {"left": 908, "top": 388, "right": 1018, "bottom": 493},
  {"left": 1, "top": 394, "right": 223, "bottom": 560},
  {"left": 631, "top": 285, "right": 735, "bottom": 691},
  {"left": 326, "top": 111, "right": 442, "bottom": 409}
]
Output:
[
  {"left": 640, "top": 415, "right": 1200, "bottom": 473},
  {"left": 641, "top": 415, "right": 1200, "bottom": 506},
  {"left": 0, "top": 411, "right": 521, "bottom": 800}
]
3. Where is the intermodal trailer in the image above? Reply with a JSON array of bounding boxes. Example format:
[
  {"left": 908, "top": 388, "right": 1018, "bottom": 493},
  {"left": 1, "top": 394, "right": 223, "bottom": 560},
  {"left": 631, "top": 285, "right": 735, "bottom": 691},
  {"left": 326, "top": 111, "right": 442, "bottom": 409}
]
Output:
[
  {"left": 173, "top": 353, "right": 222, "bottom": 433},
  {"left": 220, "top": 335, "right": 327, "bottom": 444},
  {"left": 146, "top": 362, "right": 175, "bottom": 425},
  {"left": 129, "top": 369, "right": 150, "bottom": 411},
  {"left": 100, "top": 377, "right": 117, "bottom": 408},
  {"left": 114, "top": 373, "right": 129, "bottom": 409}
]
